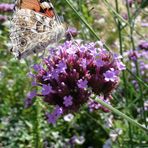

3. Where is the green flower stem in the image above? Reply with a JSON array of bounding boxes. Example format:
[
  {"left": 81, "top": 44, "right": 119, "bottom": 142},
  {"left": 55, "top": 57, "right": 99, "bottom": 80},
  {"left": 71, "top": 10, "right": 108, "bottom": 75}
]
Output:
[
  {"left": 103, "top": 0, "right": 129, "bottom": 25},
  {"left": 103, "top": 0, "right": 142, "bottom": 36},
  {"left": 33, "top": 99, "right": 43, "bottom": 148},
  {"left": 65, "top": 0, "right": 148, "bottom": 90},
  {"left": 126, "top": 0, "right": 147, "bottom": 127},
  {"left": 93, "top": 96, "right": 148, "bottom": 133},
  {"left": 115, "top": 0, "right": 133, "bottom": 146},
  {"left": 64, "top": 0, "right": 111, "bottom": 51}
]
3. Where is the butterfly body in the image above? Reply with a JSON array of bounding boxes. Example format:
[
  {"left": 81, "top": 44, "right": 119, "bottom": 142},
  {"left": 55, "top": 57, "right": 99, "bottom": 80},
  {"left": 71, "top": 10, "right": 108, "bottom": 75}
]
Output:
[{"left": 10, "top": 0, "right": 65, "bottom": 59}]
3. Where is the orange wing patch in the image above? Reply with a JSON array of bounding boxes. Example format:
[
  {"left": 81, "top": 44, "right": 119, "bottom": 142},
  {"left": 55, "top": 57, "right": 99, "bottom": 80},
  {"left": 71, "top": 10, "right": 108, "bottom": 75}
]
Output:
[
  {"left": 44, "top": 9, "right": 54, "bottom": 17},
  {"left": 21, "top": 0, "right": 41, "bottom": 12},
  {"left": 20, "top": 0, "right": 55, "bottom": 18}
]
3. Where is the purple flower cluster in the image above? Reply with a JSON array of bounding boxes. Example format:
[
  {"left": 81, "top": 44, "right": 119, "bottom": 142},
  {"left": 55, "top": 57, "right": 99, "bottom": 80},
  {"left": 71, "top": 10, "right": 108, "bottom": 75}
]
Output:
[
  {"left": 0, "top": 3, "right": 14, "bottom": 12},
  {"left": 128, "top": 51, "right": 138, "bottom": 61},
  {"left": 66, "top": 27, "right": 78, "bottom": 41},
  {"left": 88, "top": 96, "right": 112, "bottom": 112},
  {"left": 125, "top": 0, "right": 142, "bottom": 7},
  {"left": 125, "top": 49, "right": 148, "bottom": 90},
  {"left": 138, "top": 41, "right": 148, "bottom": 50},
  {"left": 126, "top": 0, "right": 133, "bottom": 6},
  {"left": 0, "top": 15, "right": 7, "bottom": 23},
  {"left": 26, "top": 41, "right": 125, "bottom": 124}
]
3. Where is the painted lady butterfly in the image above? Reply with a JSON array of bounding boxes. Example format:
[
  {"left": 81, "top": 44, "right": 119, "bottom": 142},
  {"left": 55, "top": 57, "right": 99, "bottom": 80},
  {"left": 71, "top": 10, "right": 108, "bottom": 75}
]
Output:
[{"left": 10, "top": 0, "right": 66, "bottom": 59}]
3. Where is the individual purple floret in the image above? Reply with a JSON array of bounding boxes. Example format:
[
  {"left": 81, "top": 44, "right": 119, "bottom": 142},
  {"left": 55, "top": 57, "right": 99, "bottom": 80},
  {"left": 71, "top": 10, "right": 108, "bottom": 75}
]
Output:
[
  {"left": 77, "top": 79, "right": 88, "bottom": 89},
  {"left": 128, "top": 51, "right": 138, "bottom": 61},
  {"left": 138, "top": 41, "right": 148, "bottom": 50},
  {"left": 24, "top": 90, "right": 37, "bottom": 108},
  {"left": 26, "top": 41, "right": 125, "bottom": 124},
  {"left": 46, "top": 106, "right": 63, "bottom": 124},
  {"left": 63, "top": 95, "right": 73, "bottom": 107},
  {"left": 0, "top": 3, "right": 14, "bottom": 12},
  {"left": 42, "top": 84, "right": 53, "bottom": 95},
  {"left": 104, "top": 68, "right": 118, "bottom": 82}
]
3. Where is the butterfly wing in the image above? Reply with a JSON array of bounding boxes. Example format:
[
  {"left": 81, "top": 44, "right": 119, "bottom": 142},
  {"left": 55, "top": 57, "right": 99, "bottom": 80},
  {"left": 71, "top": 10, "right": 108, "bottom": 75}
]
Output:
[{"left": 10, "top": 0, "right": 65, "bottom": 59}]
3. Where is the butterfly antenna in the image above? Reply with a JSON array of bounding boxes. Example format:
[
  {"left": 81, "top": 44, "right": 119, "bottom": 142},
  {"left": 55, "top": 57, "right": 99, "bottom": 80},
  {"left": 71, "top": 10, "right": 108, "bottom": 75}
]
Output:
[
  {"left": 50, "top": 1, "right": 62, "bottom": 24},
  {"left": 66, "top": 30, "right": 80, "bottom": 50}
]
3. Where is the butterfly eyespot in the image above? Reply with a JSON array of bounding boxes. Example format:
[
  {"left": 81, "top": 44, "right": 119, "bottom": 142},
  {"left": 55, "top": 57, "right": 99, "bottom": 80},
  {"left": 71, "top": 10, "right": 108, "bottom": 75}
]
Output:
[
  {"left": 18, "top": 21, "right": 27, "bottom": 26},
  {"left": 41, "top": 16, "right": 47, "bottom": 21},
  {"left": 20, "top": 27, "right": 25, "bottom": 31},
  {"left": 20, "top": 38, "right": 27, "bottom": 47},
  {"left": 49, "top": 19, "right": 54, "bottom": 27}
]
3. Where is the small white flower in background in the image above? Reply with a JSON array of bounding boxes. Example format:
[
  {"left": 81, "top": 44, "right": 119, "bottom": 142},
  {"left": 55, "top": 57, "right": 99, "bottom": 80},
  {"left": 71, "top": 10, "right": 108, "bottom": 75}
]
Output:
[
  {"left": 144, "top": 100, "right": 148, "bottom": 111},
  {"left": 98, "top": 18, "right": 105, "bottom": 25},
  {"left": 7, "top": 79, "right": 15, "bottom": 90},
  {"left": 112, "top": 28, "right": 116, "bottom": 32},
  {"left": 109, "top": 128, "right": 122, "bottom": 141},
  {"left": 3, "top": 20, "right": 11, "bottom": 27},
  {"left": 63, "top": 113, "right": 74, "bottom": 122},
  {"left": 103, "top": 138, "right": 112, "bottom": 148},
  {"left": 105, "top": 115, "right": 114, "bottom": 128},
  {"left": 69, "top": 135, "right": 85, "bottom": 145},
  {"left": 74, "top": 136, "right": 85, "bottom": 145},
  {"left": 19, "top": 59, "right": 26, "bottom": 64},
  {"left": 0, "top": 72, "right": 4, "bottom": 80},
  {"left": 51, "top": 132, "right": 59, "bottom": 139},
  {"left": 96, "top": 40, "right": 104, "bottom": 48}
]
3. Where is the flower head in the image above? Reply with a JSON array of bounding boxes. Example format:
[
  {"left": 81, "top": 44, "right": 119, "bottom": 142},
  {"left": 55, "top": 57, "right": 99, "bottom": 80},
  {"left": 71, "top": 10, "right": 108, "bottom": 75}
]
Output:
[
  {"left": 26, "top": 41, "right": 125, "bottom": 123},
  {"left": 66, "top": 27, "right": 78, "bottom": 40},
  {"left": 0, "top": 3, "right": 14, "bottom": 12},
  {"left": 125, "top": 49, "right": 148, "bottom": 91},
  {"left": 138, "top": 41, "right": 148, "bottom": 50}
]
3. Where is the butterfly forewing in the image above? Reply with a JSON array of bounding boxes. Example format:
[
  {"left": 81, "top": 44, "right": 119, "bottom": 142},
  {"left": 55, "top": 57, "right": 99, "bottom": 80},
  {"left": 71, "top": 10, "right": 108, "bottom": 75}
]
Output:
[{"left": 10, "top": 0, "right": 65, "bottom": 59}]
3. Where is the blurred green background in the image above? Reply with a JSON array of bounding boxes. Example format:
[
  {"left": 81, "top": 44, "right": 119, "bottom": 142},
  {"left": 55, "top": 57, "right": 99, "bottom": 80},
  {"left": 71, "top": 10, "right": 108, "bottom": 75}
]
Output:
[{"left": 0, "top": 0, "right": 148, "bottom": 147}]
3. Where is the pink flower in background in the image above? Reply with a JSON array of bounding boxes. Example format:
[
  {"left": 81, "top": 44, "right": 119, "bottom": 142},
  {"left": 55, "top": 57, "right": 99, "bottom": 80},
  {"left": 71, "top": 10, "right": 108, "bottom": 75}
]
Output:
[{"left": 0, "top": 3, "right": 14, "bottom": 12}]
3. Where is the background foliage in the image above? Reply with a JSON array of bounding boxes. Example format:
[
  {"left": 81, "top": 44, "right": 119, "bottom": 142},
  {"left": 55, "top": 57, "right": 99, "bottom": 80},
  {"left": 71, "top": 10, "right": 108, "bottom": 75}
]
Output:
[{"left": 0, "top": 0, "right": 148, "bottom": 147}]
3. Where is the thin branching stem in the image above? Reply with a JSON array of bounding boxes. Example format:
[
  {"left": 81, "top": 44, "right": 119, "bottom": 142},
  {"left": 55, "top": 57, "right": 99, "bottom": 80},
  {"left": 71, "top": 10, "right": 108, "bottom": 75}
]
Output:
[
  {"left": 92, "top": 95, "right": 148, "bottom": 133},
  {"left": 33, "top": 99, "right": 42, "bottom": 148},
  {"left": 115, "top": 0, "right": 133, "bottom": 146},
  {"left": 126, "top": 0, "right": 147, "bottom": 127}
]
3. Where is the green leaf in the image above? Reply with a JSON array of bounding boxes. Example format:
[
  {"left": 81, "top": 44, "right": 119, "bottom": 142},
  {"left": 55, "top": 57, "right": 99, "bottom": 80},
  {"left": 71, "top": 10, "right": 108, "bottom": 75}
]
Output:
[{"left": 141, "top": 0, "right": 148, "bottom": 8}]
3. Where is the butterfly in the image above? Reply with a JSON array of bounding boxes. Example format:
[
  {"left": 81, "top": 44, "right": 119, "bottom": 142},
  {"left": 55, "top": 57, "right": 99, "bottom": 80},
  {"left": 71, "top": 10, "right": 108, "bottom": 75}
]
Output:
[{"left": 10, "top": 0, "right": 66, "bottom": 59}]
